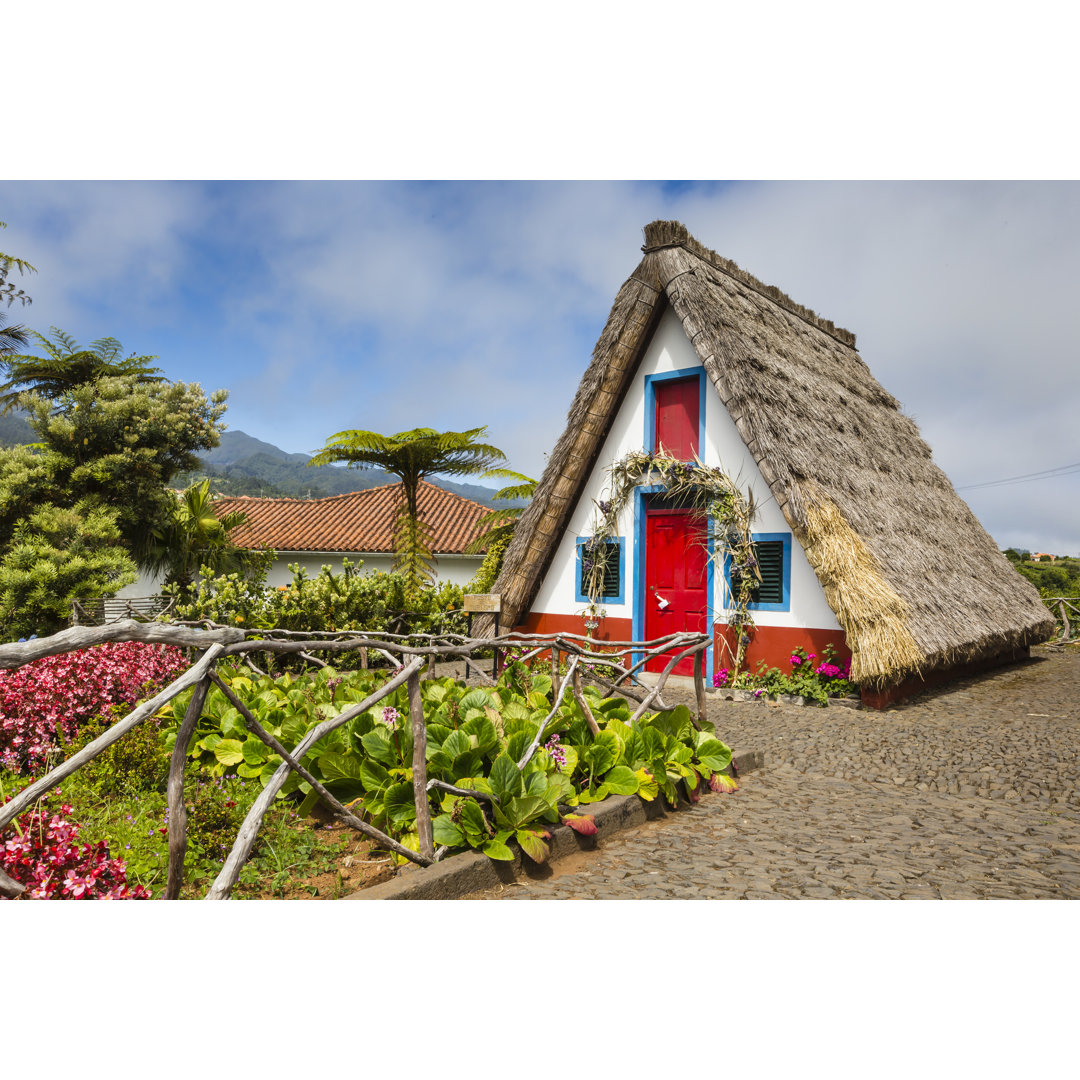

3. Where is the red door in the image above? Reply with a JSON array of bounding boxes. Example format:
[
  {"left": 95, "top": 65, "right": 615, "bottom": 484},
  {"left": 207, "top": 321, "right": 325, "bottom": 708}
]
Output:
[
  {"left": 654, "top": 376, "right": 699, "bottom": 460},
  {"left": 644, "top": 503, "right": 708, "bottom": 674}
]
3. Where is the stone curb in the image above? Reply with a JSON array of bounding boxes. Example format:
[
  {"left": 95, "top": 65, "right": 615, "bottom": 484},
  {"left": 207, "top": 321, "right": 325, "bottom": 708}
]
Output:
[
  {"left": 344, "top": 747, "right": 764, "bottom": 901},
  {"left": 711, "top": 687, "right": 862, "bottom": 708}
]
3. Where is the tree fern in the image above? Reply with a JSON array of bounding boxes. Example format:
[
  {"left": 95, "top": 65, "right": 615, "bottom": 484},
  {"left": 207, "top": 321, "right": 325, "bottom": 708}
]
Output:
[{"left": 310, "top": 426, "right": 507, "bottom": 604}]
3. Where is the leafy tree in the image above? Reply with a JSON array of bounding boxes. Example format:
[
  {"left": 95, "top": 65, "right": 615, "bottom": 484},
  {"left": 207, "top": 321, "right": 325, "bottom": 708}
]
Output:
[
  {"left": 0, "top": 501, "right": 136, "bottom": 637},
  {"left": 464, "top": 468, "right": 537, "bottom": 555},
  {"left": 143, "top": 479, "right": 252, "bottom": 591},
  {"left": 0, "top": 327, "right": 163, "bottom": 413},
  {"left": 13, "top": 374, "right": 228, "bottom": 567},
  {"left": 0, "top": 220, "right": 35, "bottom": 359},
  {"left": 309, "top": 426, "right": 506, "bottom": 603}
]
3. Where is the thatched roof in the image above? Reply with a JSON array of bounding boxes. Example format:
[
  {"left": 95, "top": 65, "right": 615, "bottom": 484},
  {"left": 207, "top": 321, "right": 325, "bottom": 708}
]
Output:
[
  {"left": 216, "top": 481, "right": 488, "bottom": 556},
  {"left": 494, "top": 220, "right": 1053, "bottom": 687}
]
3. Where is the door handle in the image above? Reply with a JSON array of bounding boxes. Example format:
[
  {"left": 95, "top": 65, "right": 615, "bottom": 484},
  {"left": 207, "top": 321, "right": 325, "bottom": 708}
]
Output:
[{"left": 655, "top": 594, "right": 669, "bottom": 610}]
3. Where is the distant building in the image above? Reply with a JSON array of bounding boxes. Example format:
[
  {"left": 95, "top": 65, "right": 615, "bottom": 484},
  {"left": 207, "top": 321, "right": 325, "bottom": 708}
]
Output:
[{"left": 213, "top": 480, "right": 488, "bottom": 588}]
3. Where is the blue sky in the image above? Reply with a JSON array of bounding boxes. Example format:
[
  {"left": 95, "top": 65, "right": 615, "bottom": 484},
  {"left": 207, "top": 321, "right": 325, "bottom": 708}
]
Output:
[{"left": 2, "top": 180, "right": 1078, "bottom": 554}]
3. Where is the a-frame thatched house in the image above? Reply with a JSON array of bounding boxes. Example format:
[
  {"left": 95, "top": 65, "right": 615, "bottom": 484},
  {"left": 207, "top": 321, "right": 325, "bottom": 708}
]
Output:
[{"left": 494, "top": 220, "right": 1053, "bottom": 707}]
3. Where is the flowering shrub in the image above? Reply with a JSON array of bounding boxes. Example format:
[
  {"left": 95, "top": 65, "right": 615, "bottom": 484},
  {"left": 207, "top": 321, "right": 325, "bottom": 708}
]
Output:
[
  {"left": 0, "top": 642, "right": 188, "bottom": 774},
  {"left": 1, "top": 789, "right": 151, "bottom": 899},
  {"left": 712, "top": 644, "right": 854, "bottom": 704}
]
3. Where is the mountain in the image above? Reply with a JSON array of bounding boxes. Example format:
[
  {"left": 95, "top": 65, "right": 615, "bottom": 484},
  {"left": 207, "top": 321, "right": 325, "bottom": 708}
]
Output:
[
  {"left": 0, "top": 419, "right": 525, "bottom": 508},
  {"left": 181, "top": 430, "right": 524, "bottom": 508},
  {"left": 0, "top": 410, "right": 35, "bottom": 447}
]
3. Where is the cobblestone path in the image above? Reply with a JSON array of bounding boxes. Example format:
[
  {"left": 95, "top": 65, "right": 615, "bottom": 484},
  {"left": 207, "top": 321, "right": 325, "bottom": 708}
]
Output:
[{"left": 468, "top": 647, "right": 1080, "bottom": 899}]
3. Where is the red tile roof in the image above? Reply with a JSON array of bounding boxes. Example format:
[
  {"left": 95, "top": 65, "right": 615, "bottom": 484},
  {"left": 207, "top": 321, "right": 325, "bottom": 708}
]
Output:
[{"left": 215, "top": 480, "right": 488, "bottom": 555}]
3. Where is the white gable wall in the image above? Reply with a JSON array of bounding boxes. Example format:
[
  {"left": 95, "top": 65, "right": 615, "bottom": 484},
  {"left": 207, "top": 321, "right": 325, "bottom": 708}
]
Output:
[{"left": 530, "top": 307, "right": 840, "bottom": 632}]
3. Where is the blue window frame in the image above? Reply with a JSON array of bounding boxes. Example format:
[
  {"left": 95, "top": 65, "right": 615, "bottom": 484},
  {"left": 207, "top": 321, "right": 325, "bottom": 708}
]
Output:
[
  {"left": 723, "top": 532, "right": 791, "bottom": 612},
  {"left": 575, "top": 536, "right": 625, "bottom": 605}
]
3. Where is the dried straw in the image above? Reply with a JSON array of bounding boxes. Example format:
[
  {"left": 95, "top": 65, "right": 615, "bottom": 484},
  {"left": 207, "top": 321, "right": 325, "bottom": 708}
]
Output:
[{"left": 799, "top": 487, "right": 923, "bottom": 687}]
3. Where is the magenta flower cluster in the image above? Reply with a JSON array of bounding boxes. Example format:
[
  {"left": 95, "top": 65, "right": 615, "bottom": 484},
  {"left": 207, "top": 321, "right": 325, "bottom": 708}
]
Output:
[
  {"left": 0, "top": 642, "right": 188, "bottom": 774},
  {"left": 712, "top": 667, "right": 731, "bottom": 688},
  {"left": 1, "top": 791, "right": 151, "bottom": 900},
  {"left": 544, "top": 734, "right": 567, "bottom": 770},
  {"left": 790, "top": 648, "right": 851, "bottom": 682}
]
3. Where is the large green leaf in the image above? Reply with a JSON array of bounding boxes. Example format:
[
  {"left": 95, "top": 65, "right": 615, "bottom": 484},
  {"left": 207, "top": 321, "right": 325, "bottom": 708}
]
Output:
[
  {"left": 489, "top": 755, "right": 524, "bottom": 804},
  {"left": 442, "top": 729, "right": 472, "bottom": 760},
  {"left": 462, "top": 716, "right": 500, "bottom": 757},
  {"left": 360, "top": 758, "right": 391, "bottom": 793},
  {"left": 482, "top": 837, "right": 515, "bottom": 861},
  {"left": 530, "top": 673, "right": 553, "bottom": 697},
  {"left": 580, "top": 731, "right": 619, "bottom": 777},
  {"left": 602, "top": 765, "right": 639, "bottom": 795},
  {"left": 648, "top": 704, "right": 692, "bottom": 741},
  {"left": 635, "top": 768, "right": 659, "bottom": 801},
  {"left": 505, "top": 731, "right": 532, "bottom": 764},
  {"left": 241, "top": 738, "right": 268, "bottom": 766},
  {"left": 384, "top": 782, "right": 417, "bottom": 829},
  {"left": 361, "top": 727, "right": 398, "bottom": 767},
  {"left": 694, "top": 738, "right": 732, "bottom": 774},
  {"left": 458, "top": 688, "right": 492, "bottom": 713},
  {"left": 213, "top": 738, "right": 245, "bottom": 767},
  {"left": 425, "top": 748, "right": 454, "bottom": 776},
  {"left": 501, "top": 699, "right": 533, "bottom": 722},
  {"left": 515, "top": 828, "right": 550, "bottom": 863},
  {"left": 450, "top": 751, "right": 483, "bottom": 783},
  {"left": 458, "top": 800, "right": 491, "bottom": 845},
  {"left": 432, "top": 814, "right": 465, "bottom": 847},
  {"left": 318, "top": 751, "right": 364, "bottom": 784},
  {"left": 426, "top": 723, "right": 453, "bottom": 747},
  {"left": 493, "top": 795, "right": 549, "bottom": 831}
]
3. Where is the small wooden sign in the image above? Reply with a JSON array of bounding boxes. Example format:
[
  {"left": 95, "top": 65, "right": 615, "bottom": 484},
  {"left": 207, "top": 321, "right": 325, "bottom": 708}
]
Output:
[{"left": 464, "top": 593, "right": 501, "bottom": 613}]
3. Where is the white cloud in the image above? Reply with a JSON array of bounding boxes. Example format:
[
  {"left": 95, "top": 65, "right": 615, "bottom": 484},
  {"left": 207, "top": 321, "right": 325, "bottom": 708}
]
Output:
[{"left": 2, "top": 179, "right": 1077, "bottom": 552}]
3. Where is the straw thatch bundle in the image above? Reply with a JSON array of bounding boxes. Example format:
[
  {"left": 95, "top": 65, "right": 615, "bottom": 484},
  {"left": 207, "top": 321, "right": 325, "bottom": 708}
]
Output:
[{"left": 495, "top": 220, "right": 1053, "bottom": 689}]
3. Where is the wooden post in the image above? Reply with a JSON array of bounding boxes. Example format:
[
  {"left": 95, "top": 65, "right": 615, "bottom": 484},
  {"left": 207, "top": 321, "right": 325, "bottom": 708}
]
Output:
[
  {"left": 165, "top": 677, "right": 211, "bottom": 900},
  {"left": 693, "top": 648, "right": 707, "bottom": 732},
  {"left": 408, "top": 670, "right": 434, "bottom": 861},
  {"left": 550, "top": 646, "right": 559, "bottom": 691},
  {"left": 572, "top": 665, "right": 601, "bottom": 736}
]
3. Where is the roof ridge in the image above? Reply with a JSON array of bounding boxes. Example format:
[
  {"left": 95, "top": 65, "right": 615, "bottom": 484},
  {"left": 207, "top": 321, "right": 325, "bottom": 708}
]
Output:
[{"left": 642, "top": 220, "right": 857, "bottom": 348}]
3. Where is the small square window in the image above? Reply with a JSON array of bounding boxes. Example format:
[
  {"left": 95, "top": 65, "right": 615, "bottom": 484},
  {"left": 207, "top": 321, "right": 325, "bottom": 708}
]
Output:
[
  {"left": 725, "top": 533, "right": 791, "bottom": 611},
  {"left": 575, "top": 537, "right": 624, "bottom": 604}
]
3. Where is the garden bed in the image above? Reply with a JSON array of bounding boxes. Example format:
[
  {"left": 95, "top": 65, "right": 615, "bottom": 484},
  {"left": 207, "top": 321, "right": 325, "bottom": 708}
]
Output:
[{"left": 2, "top": 637, "right": 739, "bottom": 900}]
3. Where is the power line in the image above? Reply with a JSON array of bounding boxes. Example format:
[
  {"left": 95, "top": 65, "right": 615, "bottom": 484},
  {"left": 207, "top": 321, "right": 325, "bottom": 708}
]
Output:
[{"left": 956, "top": 461, "right": 1080, "bottom": 492}]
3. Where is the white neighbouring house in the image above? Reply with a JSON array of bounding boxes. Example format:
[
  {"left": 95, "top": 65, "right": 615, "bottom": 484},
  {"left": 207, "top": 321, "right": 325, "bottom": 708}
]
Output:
[
  {"left": 200, "top": 480, "right": 488, "bottom": 588},
  {"left": 493, "top": 220, "right": 1053, "bottom": 707}
]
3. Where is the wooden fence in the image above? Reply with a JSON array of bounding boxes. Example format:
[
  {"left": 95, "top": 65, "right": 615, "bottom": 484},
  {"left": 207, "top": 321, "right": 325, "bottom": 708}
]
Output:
[
  {"left": 0, "top": 620, "right": 710, "bottom": 901},
  {"left": 1043, "top": 596, "right": 1080, "bottom": 645}
]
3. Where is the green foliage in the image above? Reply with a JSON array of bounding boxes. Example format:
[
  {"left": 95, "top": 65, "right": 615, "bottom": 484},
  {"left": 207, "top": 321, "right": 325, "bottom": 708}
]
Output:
[
  {"left": 144, "top": 478, "right": 257, "bottom": 591},
  {"left": 169, "top": 558, "right": 466, "bottom": 646},
  {"left": 0, "top": 500, "right": 136, "bottom": 636},
  {"left": 16, "top": 374, "right": 228, "bottom": 563},
  {"left": 309, "top": 426, "right": 506, "bottom": 604},
  {"left": 0, "top": 327, "right": 165, "bottom": 413},
  {"left": 0, "top": 221, "right": 35, "bottom": 358},
  {"left": 467, "top": 531, "right": 512, "bottom": 594},
  {"left": 464, "top": 468, "right": 536, "bottom": 556},
  {"left": 716, "top": 644, "right": 854, "bottom": 704},
  {"left": 162, "top": 657, "right": 736, "bottom": 869},
  {"left": 1012, "top": 554, "right": 1080, "bottom": 599}
]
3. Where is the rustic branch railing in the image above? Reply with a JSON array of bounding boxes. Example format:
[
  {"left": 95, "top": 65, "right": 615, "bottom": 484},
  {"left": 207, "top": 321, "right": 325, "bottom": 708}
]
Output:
[
  {"left": 1042, "top": 596, "right": 1080, "bottom": 645},
  {"left": 0, "top": 620, "right": 711, "bottom": 901}
]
